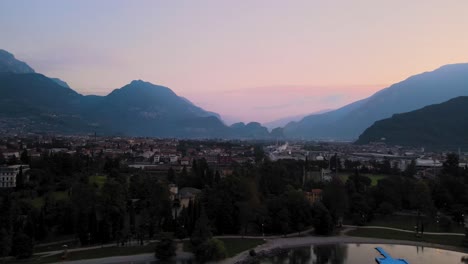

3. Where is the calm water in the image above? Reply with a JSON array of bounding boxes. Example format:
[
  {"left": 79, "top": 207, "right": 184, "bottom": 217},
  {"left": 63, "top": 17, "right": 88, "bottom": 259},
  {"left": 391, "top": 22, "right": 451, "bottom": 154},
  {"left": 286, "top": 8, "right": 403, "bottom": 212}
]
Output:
[{"left": 259, "top": 244, "right": 468, "bottom": 264}]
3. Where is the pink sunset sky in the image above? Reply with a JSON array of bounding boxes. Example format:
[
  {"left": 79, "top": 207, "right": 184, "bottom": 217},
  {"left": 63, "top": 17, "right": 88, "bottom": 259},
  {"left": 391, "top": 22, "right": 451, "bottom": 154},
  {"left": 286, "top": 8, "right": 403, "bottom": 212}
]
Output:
[{"left": 2, "top": 0, "right": 468, "bottom": 124}]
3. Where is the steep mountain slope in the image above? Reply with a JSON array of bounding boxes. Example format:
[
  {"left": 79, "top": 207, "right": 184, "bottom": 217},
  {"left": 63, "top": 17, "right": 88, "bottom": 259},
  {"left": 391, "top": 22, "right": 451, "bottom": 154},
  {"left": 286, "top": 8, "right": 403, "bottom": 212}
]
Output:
[
  {"left": 0, "top": 72, "right": 100, "bottom": 133},
  {"left": 0, "top": 72, "right": 82, "bottom": 115},
  {"left": 180, "top": 96, "right": 222, "bottom": 120},
  {"left": 0, "top": 49, "right": 35, "bottom": 73},
  {"left": 50, "top": 78, "right": 71, "bottom": 88},
  {"left": 89, "top": 80, "right": 230, "bottom": 137},
  {"left": 284, "top": 98, "right": 369, "bottom": 139},
  {"left": 356, "top": 96, "right": 468, "bottom": 149},
  {"left": 284, "top": 64, "right": 468, "bottom": 140}
]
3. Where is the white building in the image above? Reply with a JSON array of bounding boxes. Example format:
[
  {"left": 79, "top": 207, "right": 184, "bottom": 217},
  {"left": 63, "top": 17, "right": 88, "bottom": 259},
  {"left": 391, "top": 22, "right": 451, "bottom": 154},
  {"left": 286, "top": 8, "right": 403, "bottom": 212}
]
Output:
[{"left": 0, "top": 165, "right": 29, "bottom": 188}]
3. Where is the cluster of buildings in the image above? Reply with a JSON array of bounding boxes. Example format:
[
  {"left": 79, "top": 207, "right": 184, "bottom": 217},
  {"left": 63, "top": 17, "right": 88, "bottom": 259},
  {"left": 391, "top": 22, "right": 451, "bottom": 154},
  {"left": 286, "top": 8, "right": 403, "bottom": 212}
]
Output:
[
  {"left": 2, "top": 135, "right": 467, "bottom": 190},
  {"left": 0, "top": 135, "right": 260, "bottom": 188},
  {"left": 266, "top": 141, "right": 468, "bottom": 179}
]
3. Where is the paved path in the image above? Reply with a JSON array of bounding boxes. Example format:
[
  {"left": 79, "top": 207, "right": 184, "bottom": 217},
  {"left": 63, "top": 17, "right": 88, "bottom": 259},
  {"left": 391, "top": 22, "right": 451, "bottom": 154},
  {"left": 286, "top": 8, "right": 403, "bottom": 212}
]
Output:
[
  {"left": 37, "top": 240, "right": 159, "bottom": 258},
  {"left": 36, "top": 239, "right": 76, "bottom": 247},
  {"left": 35, "top": 228, "right": 316, "bottom": 258},
  {"left": 342, "top": 225, "right": 465, "bottom": 236},
  {"left": 51, "top": 247, "right": 194, "bottom": 264}
]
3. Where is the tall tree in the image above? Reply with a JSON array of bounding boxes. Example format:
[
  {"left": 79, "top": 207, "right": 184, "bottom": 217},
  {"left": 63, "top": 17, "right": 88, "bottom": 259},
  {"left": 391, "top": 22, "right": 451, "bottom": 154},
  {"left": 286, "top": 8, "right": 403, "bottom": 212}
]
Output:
[
  {"left": 15, "top": 166, "right": 24, "bottom": 190},
  {"left": 191, "top": 209, "right": 212, "bottom": 247},
  {"left": 0, "top": 151, "right": 6, "bottom": 165},
  {"left": 323, "top": 177, "right": 348, "bottom": 225},
  {"left": 0, "top": 228, "right": 11, "bottom": 259},
  {"left": 11, "top": 233, "right": 33, "bottom": 259},
  {"left": 20, "top": 149, "right": 29, "bottom": 164},
  {"left": 404, "top": 159, "right": 417, "bottom": 178},
  {"left": 313, "top": 202, "right": 334, "bottom": 235},
  {"left": 409, "top": 180, "right": 434, "bottom": 214},
  {"left": 443, "top": 153, "right": 460, "bottom": 177},
  {"left": 167, "top": 167, "right": 175, "bottom": 183}
]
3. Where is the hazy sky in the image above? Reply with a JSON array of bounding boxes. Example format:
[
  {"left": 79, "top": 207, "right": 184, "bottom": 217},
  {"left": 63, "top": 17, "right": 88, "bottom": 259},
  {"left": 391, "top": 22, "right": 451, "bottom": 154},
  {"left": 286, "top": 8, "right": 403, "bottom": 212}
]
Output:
[{"left": 2, "top": 1, "right": 468, "bottom": 124}]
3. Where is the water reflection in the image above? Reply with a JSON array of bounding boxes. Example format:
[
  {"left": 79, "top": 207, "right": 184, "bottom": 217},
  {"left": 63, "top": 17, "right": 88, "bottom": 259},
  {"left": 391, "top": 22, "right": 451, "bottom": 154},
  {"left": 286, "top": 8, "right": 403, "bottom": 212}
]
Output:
[{"left": 259, "top": 244, "right": 467, "bottom": 264}]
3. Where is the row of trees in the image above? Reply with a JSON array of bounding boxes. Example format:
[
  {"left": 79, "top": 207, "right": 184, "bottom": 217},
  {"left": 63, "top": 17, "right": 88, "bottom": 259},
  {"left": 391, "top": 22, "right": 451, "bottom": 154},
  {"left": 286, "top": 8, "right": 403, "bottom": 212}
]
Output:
[{"left": 321, "top": 153, "right": 468, "bottom": 230}]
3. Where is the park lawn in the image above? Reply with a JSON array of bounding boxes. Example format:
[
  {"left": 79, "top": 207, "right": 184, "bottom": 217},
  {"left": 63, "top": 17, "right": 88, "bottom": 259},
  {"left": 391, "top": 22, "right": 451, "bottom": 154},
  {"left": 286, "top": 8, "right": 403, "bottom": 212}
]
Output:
[
  {"left": 34, "top": 240, "right": 80, "bottom": 253},
  {"left": 221, "top": 238, "right": 265, "bottom": 257},
  {"left": 89, "top": 175, "right": 107, "bottom": 188},
  {"left": 29, "top": 191, "right": 70, "bottom": 209},
  {"left": 365, "top": 214, "right": 466, "bottom": 234},
  {"left": 183, "top": 238, "right": 265, "bottom": 257},
  {"left": 347, "top": 228, "right": 466, "bottom": 249},
  {"left": 30, "top": 197, "right": 45, "bottom": 209},
  {"left": 52, "top": 191, "right": 68, "bottom": 200},
  {"left": 338, "top": 173, "right": 387, "bottom": 186}
]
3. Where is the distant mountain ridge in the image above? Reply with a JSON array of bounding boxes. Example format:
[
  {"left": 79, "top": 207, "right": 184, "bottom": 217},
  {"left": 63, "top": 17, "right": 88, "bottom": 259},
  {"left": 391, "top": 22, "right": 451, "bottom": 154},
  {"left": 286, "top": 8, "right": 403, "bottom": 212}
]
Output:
[
  {"left": 0, "top": 49, "right": 275, "bottom": 139},
  {"left": 284, "top": 63, "right": 468, "bottom": 140},
  {"left": 263, "top": 109, "right": 332, "bottom": 130},
  {"left": 356, "top": 96, "right": 468, "bottom": 149},
  {"left": 0, "top": 50, "right": 35, "bottom": 74}
]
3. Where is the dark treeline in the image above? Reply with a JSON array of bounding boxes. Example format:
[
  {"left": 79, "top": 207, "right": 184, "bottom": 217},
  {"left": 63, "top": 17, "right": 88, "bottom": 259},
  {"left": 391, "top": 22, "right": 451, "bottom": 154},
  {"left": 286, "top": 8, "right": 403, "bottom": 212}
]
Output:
[{"left": 1, "top": 149, "right": 468, "bottom": 260}]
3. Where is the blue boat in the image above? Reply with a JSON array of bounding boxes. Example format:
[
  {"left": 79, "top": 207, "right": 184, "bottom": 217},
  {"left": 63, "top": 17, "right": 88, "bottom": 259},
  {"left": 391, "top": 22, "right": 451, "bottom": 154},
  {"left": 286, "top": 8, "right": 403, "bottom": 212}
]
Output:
[{"left": 375, "top": 247, "right": 409, "bottom": 264}]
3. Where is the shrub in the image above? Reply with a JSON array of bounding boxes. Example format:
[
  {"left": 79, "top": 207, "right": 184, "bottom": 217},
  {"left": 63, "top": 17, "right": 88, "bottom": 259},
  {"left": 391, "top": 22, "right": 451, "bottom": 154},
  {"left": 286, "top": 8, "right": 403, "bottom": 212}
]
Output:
[
  {"left": 195, "top": 238, "right": 227, "bottom": 263},
  {"left": 377, "top": 202, "right": 395, "bottom": 216},
  {"left": 439, "top": 215, "right": 453, "bottom": 232},
  {"left": 155, "top": 235, "right": 176, "bottom": 261},
  {"left": 11, "top": 233, "right": 33, "bottom": 259}
]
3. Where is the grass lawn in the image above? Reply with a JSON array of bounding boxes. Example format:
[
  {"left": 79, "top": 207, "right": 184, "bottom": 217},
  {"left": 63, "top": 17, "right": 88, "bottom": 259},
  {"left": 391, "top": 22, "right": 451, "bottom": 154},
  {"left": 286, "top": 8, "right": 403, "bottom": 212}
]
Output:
[
  {"left": 52, "top": 191, "right": 68, "bottom": 200},
  {"left": 29, "top": 191, "right": 70, "bottom": 209},
  {"left": 30, "top": 197, "right": 45, "bottom": 209},
  {"left": 338, "top": 173, "right": 387, "bottom": 186},
  {"left": 89, "top": 175, "right": 107, "bottom": 188},
  {"left": 364, "top": 214, "right": 466, "bottom": 233},
  {"left": 34, "top": 240, "right": 79, "bottom": 253},
  {"left": 183, "top": 238, "right": 265, "bottom": 257},
  {"left": 347, "top": 228, "right": 466, "bottom": 249},
  {"left": 221, "top": 238, "right": 265, "bottom": 257}
]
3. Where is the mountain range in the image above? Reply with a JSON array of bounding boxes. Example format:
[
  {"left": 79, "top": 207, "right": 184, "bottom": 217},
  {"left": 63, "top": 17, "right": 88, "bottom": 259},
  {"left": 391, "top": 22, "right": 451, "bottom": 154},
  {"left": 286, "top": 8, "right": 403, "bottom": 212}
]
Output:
[
  {"left": 0, "top": 50, "right": 277, "bottom": 139},
  {"left": 356, "top": 96, "right": 468, "bottom": 149},
  {"left": 283, "top": 64, "right": 468, "bottom": 140},
  {"left": 2, "top": 49, "right": 468, "bottom": 144}
]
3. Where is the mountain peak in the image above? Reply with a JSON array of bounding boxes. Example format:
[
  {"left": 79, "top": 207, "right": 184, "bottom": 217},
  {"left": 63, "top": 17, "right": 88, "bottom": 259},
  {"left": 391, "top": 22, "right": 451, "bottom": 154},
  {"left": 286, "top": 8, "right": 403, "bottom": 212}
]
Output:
[
  {"left": 130, "top": 79, "right": 146, "bottom": 85},
  {"left": 0, "top": 49, "right": 35, "bottom": 74},
  {"left": 433, "top": 63, "right": 468, "bottom": 74},
  {"left": 0, "top": 49, "right": 14, "bottom": 58}
]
